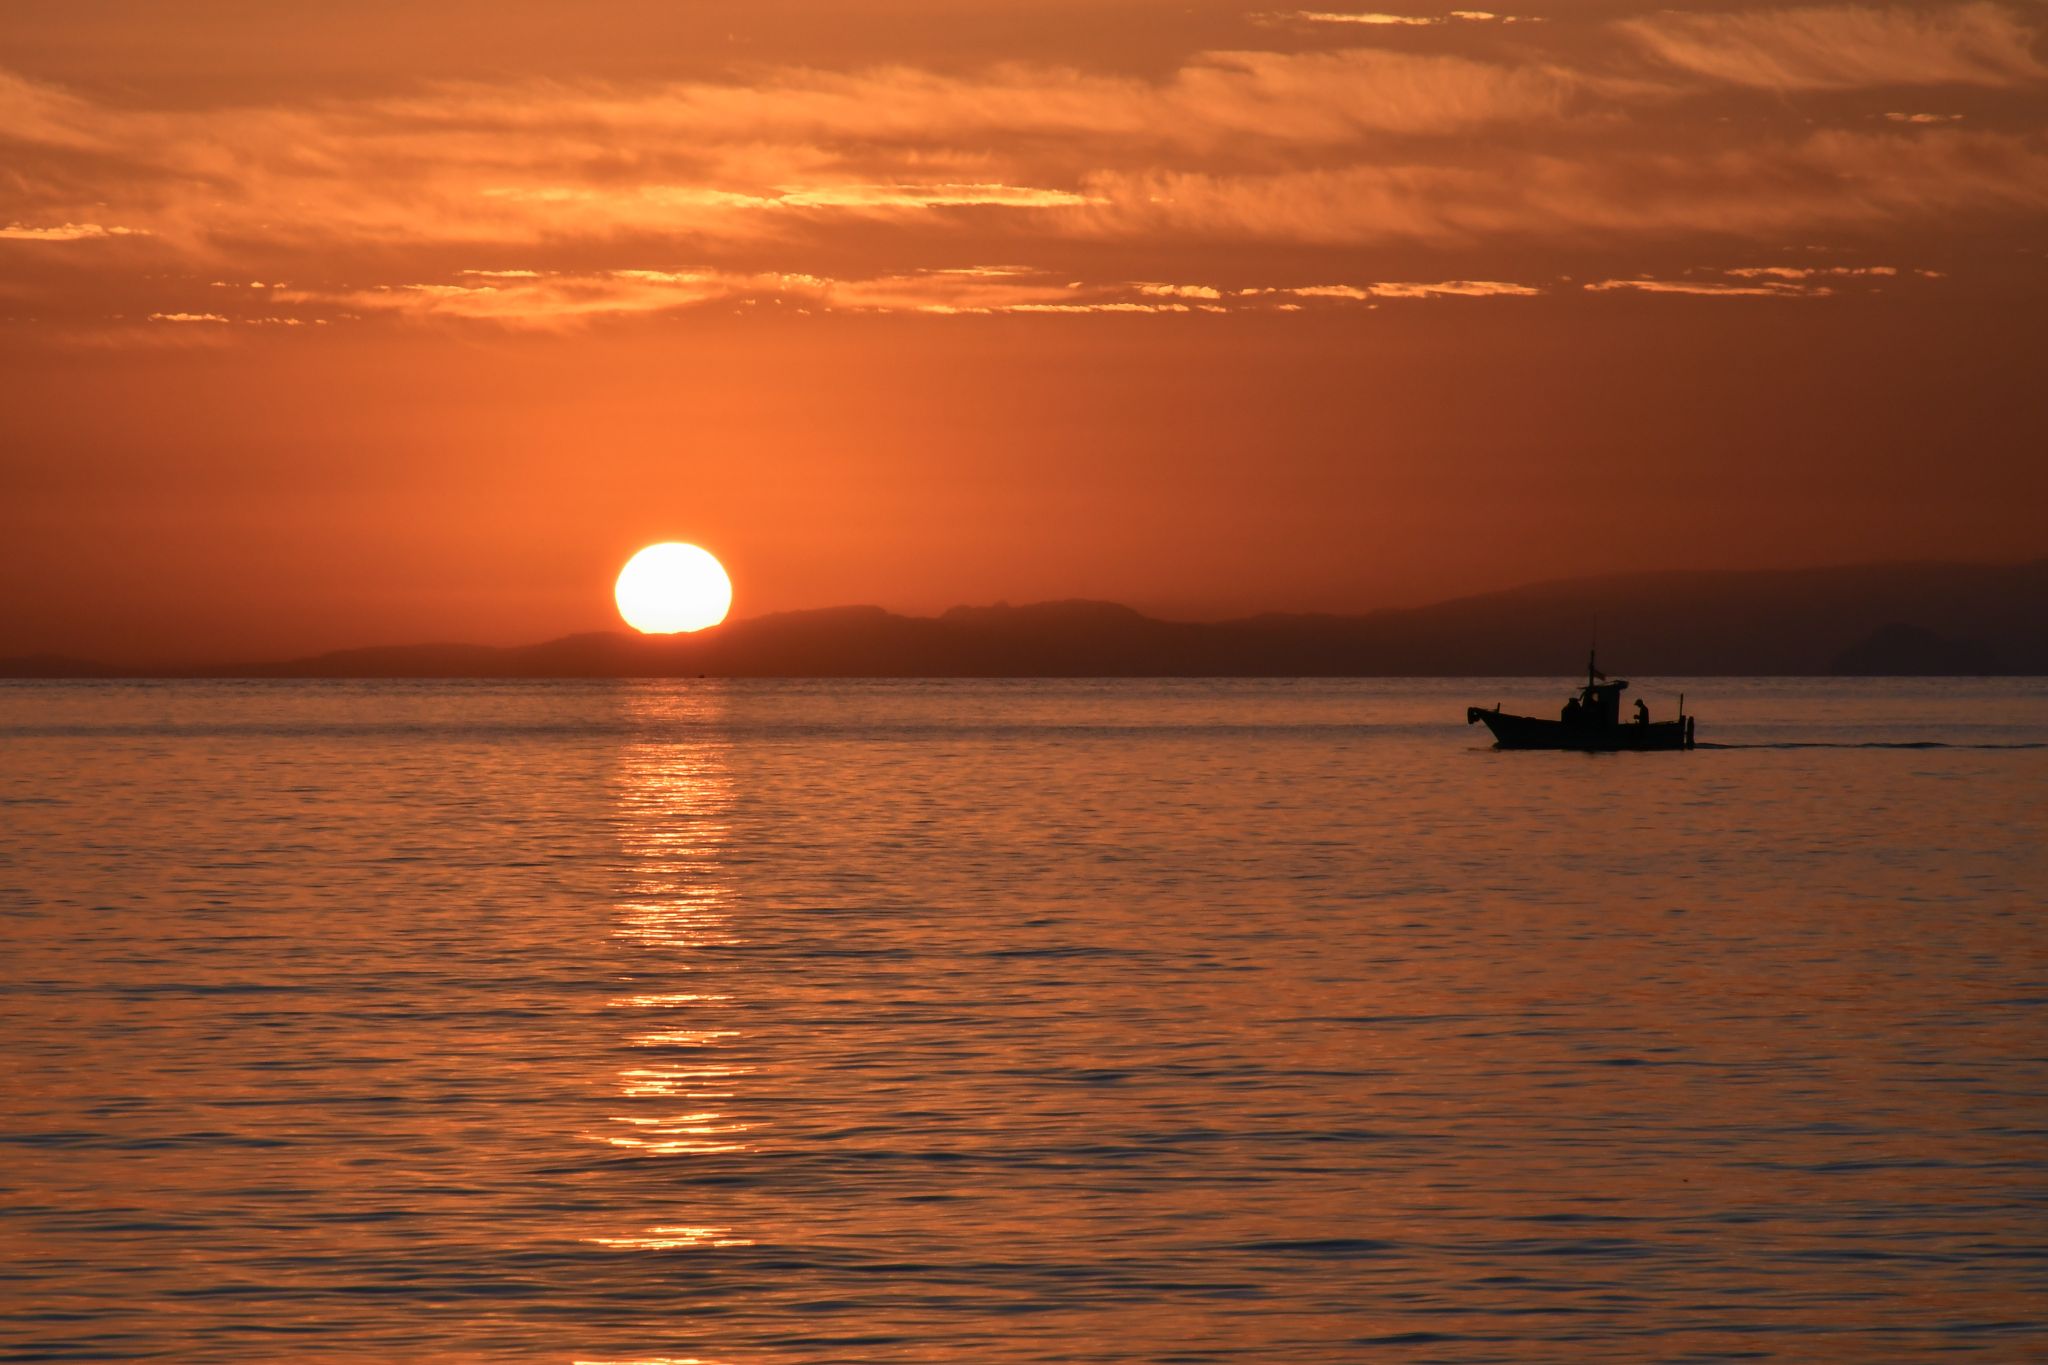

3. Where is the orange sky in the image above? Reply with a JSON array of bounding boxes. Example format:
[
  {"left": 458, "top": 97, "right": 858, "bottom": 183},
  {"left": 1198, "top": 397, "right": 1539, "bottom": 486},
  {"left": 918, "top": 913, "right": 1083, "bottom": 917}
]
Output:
[{"left": 4, "top": 1, "right": 2046, "bottom": 662}]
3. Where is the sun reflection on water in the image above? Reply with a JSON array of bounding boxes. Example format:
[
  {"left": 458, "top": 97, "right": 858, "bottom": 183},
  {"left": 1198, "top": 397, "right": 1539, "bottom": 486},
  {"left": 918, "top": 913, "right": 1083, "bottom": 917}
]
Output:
[
  {"left": 585, "top": 1225, "right": 754, "bottom": 1251},
  {"left": 588, "top": 685, "right": 754, "bottom": 1253}
]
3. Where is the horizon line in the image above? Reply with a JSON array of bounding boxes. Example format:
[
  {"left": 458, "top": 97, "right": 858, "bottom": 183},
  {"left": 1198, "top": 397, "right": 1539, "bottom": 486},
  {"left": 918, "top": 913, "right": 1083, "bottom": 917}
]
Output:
[{"left": 7, "top": 555, "right": 2044, "bottom": 677}]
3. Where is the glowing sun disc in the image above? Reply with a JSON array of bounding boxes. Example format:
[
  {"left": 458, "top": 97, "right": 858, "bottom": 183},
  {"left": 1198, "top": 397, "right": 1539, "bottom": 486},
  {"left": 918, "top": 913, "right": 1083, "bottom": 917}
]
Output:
[{"left": 615, "top": 543, "right": 732, "bottom": 634}]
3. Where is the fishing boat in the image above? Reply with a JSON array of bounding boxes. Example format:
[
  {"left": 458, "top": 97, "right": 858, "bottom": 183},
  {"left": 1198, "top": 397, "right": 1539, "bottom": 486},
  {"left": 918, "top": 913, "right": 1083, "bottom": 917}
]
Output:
[{"left": 1467, "top": 652, "right": 1695, "bottom": 751}]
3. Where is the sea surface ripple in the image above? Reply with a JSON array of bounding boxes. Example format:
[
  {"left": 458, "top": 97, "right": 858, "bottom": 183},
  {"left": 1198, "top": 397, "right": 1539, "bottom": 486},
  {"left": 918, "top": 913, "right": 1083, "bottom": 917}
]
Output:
[{"left": 2, "top": 678, "right": 2045, "bottom": 1362}]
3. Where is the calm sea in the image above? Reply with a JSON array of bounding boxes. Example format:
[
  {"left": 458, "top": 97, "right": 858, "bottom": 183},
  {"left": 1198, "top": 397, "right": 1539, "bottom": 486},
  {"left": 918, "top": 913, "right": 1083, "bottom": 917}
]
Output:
[{"left": 3, "top": 678, "right": 2045, "bottom": 1362}]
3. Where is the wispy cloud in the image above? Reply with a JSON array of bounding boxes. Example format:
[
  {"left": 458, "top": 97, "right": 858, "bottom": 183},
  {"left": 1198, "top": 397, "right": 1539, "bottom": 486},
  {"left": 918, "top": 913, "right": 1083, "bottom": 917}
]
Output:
[
  {"left": 1578, "top": 263, "right": 1937, "bottom": 297},
  {"left": 1282, "top": 279, "right": 1543, "bottom": 299},
  {"left": 1585, "top": 278, "right": 1827, "bottom": 297},
  {"left": 1725, "top": 265, "right": 1898, "bottom": 279},
  {"left": 0, "top": 49, "right": 1586, "bottom": 273},
  {"left": 1265, "top": 10, "right": 1531, "bottom": 26},
  {"left": 2, "top": 222, "right": 149, "bottom": 241},
  {"left": 4, "top": 6, "right": 2045, "bottom": 333},
  {"left": 257, "top": 268, "right": 1564, "bottom": 327},
  {"left": 291, "top": 267, "right": 1133, "bottom": 326},
  {"left": 477, "top": 182, "right": 1092, "bottom": 215},
  {"left": 1620, "top": 3, "right": 2048, "bottom": 91},
  {"left": 1076, "top": 129, "right": 2048, "bottom": 244}
]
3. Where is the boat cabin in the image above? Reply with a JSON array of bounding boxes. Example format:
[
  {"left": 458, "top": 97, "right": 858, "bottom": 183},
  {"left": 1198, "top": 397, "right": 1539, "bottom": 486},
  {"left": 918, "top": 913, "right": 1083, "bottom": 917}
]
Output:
[{"left": 1567, "top": 677, "right": 1628, "bottom": 726}]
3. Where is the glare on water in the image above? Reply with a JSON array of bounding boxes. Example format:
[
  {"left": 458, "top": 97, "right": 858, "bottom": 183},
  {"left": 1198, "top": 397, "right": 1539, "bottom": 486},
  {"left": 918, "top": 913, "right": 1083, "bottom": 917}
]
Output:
[{"left": 2, "top": 677, "right": 2044, "bottom": 1361}]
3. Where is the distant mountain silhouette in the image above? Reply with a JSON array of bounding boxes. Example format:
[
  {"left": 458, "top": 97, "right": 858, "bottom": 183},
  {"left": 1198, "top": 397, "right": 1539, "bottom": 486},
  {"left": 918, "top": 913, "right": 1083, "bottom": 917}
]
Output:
[
  {"left": 7, "top": 560, "right": 2044, "bottom": 679},
  {"left": 1830, "top": 623, "right": 2002, "bottom": 676},
  {"left": 0, "top": 653, "right": 131, "bottom": 679}
]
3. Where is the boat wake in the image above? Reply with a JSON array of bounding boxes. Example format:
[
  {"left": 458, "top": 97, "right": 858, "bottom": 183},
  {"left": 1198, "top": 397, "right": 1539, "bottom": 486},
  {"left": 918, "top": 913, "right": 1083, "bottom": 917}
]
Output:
[{"left": 1696, "top": 741, "right": 2046, "bottom": 751}]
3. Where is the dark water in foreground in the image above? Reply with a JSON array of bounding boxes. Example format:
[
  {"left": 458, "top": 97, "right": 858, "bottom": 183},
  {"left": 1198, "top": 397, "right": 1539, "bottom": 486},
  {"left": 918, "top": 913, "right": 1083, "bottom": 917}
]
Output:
[{"left": 3, "top": 678, "right": 2045, "bottom": 1362}]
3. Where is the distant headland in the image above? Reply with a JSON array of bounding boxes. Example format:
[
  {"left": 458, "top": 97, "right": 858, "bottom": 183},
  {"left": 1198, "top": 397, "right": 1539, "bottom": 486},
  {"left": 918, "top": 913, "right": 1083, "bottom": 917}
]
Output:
[{"left": 7, "top": 560, "right": 2045, "bottom": 679}]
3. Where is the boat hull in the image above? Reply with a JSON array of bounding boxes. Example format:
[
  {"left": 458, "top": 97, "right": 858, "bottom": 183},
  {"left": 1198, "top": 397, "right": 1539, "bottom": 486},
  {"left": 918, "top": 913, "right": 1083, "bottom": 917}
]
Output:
[{"left": 1467, "top": 706, "right": 1693, "bottom": 751}]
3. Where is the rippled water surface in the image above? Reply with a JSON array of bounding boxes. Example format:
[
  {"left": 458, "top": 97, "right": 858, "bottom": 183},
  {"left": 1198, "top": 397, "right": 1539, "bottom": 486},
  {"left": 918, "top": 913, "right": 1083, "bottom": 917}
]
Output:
[{"left": 3, "top": 678, "right": 2045, "bottom": 1362}]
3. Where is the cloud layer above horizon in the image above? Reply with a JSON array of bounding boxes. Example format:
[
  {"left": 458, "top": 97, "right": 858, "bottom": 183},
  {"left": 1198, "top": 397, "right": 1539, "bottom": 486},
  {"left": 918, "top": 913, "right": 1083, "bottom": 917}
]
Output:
[{"left": 2, "top": 2, "right": 2045, "bottom": 332}]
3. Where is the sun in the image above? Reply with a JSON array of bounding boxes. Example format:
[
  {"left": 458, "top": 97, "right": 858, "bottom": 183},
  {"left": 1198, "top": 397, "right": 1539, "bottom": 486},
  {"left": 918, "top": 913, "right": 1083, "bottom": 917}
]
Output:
[{"left": 615, "top": 543, "right": 733, "bottom": 634}]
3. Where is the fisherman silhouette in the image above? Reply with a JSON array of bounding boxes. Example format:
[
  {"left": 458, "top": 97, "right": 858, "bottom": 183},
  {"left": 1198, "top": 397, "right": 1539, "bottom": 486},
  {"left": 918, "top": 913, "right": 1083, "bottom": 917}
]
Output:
[
  {"left": 1634, "top": 697, "right": 1649, "bottom": 725},
  {"left": 1561, "top": 696, "right": 1582, "bottom": 725}
]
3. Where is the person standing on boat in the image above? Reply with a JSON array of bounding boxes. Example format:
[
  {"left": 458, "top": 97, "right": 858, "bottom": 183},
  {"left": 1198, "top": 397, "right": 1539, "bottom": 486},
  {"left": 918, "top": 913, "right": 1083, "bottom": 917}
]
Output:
[
  {"left": 1562, "top": 695, "right": 1583, "bottom": 726},
  {"left": 1634, "top": 697, "right": 1649, "bottom": 725}
]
